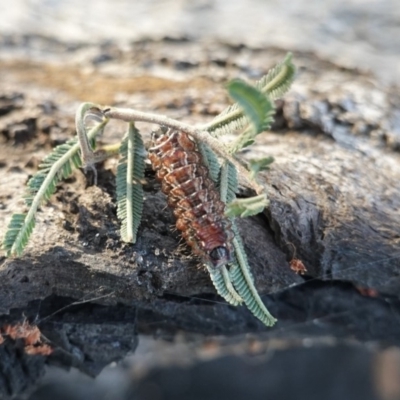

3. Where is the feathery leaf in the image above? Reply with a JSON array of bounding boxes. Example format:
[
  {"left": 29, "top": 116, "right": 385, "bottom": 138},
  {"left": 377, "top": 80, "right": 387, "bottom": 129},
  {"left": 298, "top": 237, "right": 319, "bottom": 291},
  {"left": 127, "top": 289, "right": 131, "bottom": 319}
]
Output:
[
  {"left": 225, "top": 194, "right": 269, "bottom": 218},
  {"left": 25, "top": 138, "right": 83, "bottom": 207},
  {"left": 226, "top": 107, "right": 273, "bottom": 155},
  {"left": 205, "top": 152, "right": 242, "bottom": 306},
  {"left": 248, "top": 156, "right": 274, "bottom": 179},
  {"left": 207, "top": 264, "right": 243, "bottom": 306},
  {"left": 205, "top": 102, "right": 249, "bottom": 137},
  {"left": 229, "top": 222, "right": 276, "bottom": 326},
  {"left": 227, "top": 79, "right": 275, "bottom": 134},
  {"left": 116, "top": 123, "right": 146, "bottom": 243},
  {"left": 2, "top": 214, "right": 35, "bottom": 257},
  {"left": 226, "top": 80, "right": 274, "bottom": 154},
  {"left": 228, "top": 126, "right": 255, "bottom": 154},
  {"left": 197, "top": 142, "right": 221, "bottom": 183},
  {"left": 3, "top": 118, "right": 108, "bottom": 257},
  {"left": 219, "top": 160, "right": 238, "bottom": 204},
  {"left": 256, "top": 52, "right": 296, "bottom": 100},
  {"left": 204, "top": 53, "right": 295, "bottom": 137}
]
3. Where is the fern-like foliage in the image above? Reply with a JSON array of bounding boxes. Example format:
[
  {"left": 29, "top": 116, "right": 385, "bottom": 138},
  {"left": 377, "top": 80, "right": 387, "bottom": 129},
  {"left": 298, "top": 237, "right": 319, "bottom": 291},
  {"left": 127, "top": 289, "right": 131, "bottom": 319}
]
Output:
[
  {"left": 200, "top": 140, "right": 276, "bottom": 326},
  {"left": 227, "top": 80, "right": 275, "bottom": 154},
  {"left": 3, "top": 54, "right": 293, "bottom": 326},
  {"left": 204, "top": 53, "right": 295, "bottom": 137},
  {"left": 205, "top": 108, "right": 249, "bottom": 139},
  {"left": 256, "top": 52, "right": 296, "bottom": 100},
  {"left": 2, "top": 120, "right": 107, "bottom": 256},
  {"left": 206, "top": 264, "right": 243, "bottom": 306},
  {"left": 196, "top": 140, "right": 243, "bottom": 305},
  {"left": 219, "top": 160, "right": 238, "bottom": 204},
  {"left": 25, "top": 137, "right": 84, "bottom": 207},
  {"left": 248, "top": 156, "right": 274, "bottom": 179},
  {"left": 197, "top": 142, "right": 221, "bottom": 183},
  {"left": 229, "top": 222, "right": 277, "bottom": 327},
  {"left": 225, "top": 194, "right": 269, "bottom": 218},
  {"left": 216, "top": 151, "right": 276, "bottom": 326},
  {"left": 227, "top": 79, "right": 275, "bottom": 135},
  {"left": 2, "top": 214, "right": 35, "bottom": 257},
  {"left": 116, "top": 123, "right": 146, "bottom": 243}
]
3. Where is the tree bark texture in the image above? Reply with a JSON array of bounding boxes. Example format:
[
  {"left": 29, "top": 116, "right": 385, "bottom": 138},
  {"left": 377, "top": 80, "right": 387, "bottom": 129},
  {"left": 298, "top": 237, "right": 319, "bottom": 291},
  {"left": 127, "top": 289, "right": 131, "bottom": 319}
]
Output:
[{"left": 0, "top": 39, "right": 399, "bottom": 397}]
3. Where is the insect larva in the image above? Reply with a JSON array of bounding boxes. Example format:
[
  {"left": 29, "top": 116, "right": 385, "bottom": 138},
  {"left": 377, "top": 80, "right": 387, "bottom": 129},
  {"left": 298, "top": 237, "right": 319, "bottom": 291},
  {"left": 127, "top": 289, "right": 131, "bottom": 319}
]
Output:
[{"left": 148, "top": 129, "right": 234, "bottom": 268}]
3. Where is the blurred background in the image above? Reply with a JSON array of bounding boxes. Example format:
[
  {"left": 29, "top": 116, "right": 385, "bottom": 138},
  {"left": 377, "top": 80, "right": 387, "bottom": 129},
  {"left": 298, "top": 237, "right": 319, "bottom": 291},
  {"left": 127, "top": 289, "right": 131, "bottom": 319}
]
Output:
[
  {"left": 1, "top": 0, "right": 399, "bottom": 84},
  {"left": 1, "top": 1, "right": 400, "bottom": 399}
]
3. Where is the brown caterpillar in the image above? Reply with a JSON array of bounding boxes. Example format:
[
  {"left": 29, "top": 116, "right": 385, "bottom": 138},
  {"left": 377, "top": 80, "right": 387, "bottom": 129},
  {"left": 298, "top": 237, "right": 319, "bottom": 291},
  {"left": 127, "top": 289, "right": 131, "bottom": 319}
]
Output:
[{"left": 148, "top": 129, "right": 234, "bottom": 268}]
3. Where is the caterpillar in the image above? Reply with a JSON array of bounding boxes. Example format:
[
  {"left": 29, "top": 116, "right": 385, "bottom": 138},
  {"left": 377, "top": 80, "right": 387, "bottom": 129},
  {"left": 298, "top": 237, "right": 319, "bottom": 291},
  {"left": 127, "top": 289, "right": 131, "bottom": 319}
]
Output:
[{"left": 148, "top": 129, "right": 234, "bottom": 268}]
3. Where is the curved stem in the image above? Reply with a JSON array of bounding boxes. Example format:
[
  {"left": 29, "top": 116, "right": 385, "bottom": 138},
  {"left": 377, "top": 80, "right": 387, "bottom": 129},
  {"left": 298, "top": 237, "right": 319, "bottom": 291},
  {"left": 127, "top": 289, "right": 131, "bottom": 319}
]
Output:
[{"left": 103, "top": 107, "right": 264, "bottom": 194}]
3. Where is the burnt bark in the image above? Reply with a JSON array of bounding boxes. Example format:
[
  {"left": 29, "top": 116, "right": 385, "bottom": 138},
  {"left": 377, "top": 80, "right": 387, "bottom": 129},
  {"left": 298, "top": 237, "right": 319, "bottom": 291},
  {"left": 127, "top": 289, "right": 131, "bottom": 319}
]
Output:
[{"left": 1, "top": 39, "right": 400, "bottom": 396}]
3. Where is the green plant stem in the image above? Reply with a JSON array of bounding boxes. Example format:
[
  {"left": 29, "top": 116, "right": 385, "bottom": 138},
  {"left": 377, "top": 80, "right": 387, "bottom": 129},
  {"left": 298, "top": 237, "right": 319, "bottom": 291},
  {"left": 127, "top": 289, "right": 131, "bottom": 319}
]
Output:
[
  {"left": 75, "top": 103, "right": 99, "bottom": 164},
  {"left": 75, "top": 103, "right": 109, "bottom": 168}
]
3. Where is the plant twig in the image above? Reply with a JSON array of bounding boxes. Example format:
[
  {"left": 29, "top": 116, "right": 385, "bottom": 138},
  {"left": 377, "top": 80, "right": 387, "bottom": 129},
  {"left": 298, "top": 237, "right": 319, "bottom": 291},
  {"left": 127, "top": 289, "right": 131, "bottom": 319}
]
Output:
[{"left": 103, "top": 107, "right": 264, "bottom": 194}]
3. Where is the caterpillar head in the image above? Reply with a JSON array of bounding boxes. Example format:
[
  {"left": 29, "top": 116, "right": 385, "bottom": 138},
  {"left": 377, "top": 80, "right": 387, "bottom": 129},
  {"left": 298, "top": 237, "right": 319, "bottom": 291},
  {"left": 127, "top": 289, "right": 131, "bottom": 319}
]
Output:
[{"left": 209, "top": 246, "right": 231, "bottom": 268}]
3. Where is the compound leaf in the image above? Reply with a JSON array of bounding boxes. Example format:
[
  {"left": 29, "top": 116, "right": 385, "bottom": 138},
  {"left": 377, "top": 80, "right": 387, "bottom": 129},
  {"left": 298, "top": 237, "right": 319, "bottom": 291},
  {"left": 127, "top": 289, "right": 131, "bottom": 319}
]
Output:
[
  {"left": 257, "top": 52, "right": 296, "bottom": 100},
  {"left": 248, "top": 156, "right": 274, "bottom": 179},
  {"left": 197, "top": 142, "right": 221, "bottom": 183},
  {"left": 229, "top": 221, "right": 277, "bottom": 326},
  {"left": 116, "top": 123, "right": 146, "bottom": 243},
  {"left": 3, "top": 109, "right": 107, "bottom": 257},
  {"left": 207, "top": 264, "right": 243, "bottom": 306},
  {"left": 227, "top": 79, "right": 275, "bottom": 135},
  {"left": 205, "top": 53, "right": 295, "bottom": 137},
  {"left": 225, "top": 194, "right": 269, "bottom": 218},
  {"left": 2, "top": 214, "right": 35, "bottom": 257}
]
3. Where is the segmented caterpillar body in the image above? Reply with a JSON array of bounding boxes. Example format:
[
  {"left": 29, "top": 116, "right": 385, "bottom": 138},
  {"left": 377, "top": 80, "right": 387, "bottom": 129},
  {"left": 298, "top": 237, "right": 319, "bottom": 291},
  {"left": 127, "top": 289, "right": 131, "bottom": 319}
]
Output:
[{"left": 148, "top": 130, "right": 234, "bottom": 268}]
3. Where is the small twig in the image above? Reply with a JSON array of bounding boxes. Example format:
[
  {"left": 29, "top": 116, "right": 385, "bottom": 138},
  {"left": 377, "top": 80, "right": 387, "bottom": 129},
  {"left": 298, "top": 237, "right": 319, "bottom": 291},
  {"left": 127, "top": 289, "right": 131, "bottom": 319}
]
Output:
[
  {"left": 75, "top": 103, "right": 116, "bottom": 183},
  {"left": 37, "top": 291, "right": 115, "bottom": 325},
  {"left": 103, "top": 107, "right": 264, "bottom": 194}
]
